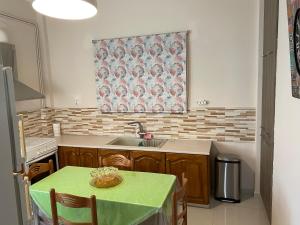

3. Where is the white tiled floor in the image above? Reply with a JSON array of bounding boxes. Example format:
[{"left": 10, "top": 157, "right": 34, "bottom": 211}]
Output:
[{"left": 188, "top": 194, "right": 270, "bottom": 225}]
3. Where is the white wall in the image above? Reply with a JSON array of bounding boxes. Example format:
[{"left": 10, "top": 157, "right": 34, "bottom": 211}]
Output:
[
  {"left": 0, "top": 0, "right": 43, "bottom": 112},
  {"left": 0, "top": 0, "right": 36, "bottom": 20},
  {"left": 43, "top": 0, "right": 259, "bottom": 108},
  {"left": 272, "top": 0, "right": 300, "bottom": 224}
]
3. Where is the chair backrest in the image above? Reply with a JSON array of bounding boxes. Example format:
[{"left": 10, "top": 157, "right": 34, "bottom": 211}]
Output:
[
  {"left": 102, "top": 154, "right": 133, "bottom": 170},
  {"left": 27, "top": 160, "right": 54, "bottom": 182},
  {"left": 172, "top": 173, "right": 188, "bottom": 225},
  {"left": 50, "top": 189, "right": 98, "bottom": 225}
]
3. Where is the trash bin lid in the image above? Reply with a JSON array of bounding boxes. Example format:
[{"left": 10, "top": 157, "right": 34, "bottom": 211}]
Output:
[{"left": 216, "top": 154, "right": 240, "bottom": 162}]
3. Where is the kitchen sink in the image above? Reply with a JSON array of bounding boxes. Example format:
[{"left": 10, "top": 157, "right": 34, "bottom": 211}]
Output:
[{"left": 107, "top": 136, "right": 167, "bottom": 148}]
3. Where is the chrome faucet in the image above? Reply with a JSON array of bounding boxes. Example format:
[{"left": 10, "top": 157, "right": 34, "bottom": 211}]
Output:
[{"left": 128, "top": 121, "right": 146, "bottom": 138}]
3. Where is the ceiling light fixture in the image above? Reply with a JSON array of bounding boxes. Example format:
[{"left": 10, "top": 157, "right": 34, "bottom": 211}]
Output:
[{"left": 32, "top": 0, "right": 98, "bottom": 20}]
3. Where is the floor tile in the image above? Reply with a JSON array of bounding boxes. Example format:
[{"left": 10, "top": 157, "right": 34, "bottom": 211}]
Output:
[
  {"left": 188, "top": 205, "right": 213, "bottom": 225},
  {"left": 187, "top": 194, "right": 270, "bottom": 225}
]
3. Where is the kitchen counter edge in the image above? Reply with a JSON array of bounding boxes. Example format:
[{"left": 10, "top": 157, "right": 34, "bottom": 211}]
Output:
[{"left": 55, "top": 135, "right": 211, "bottom": 155}]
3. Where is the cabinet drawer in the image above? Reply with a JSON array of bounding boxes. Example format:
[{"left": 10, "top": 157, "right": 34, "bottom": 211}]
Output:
[
  {"left": 58, "top": 147, "right": 98, "bottom": 168},
  {"left": 131, "top": 151, "right": 166, "bottom": 173},
  {"left": 79, "top": 148, "right": 98, "bottom": 168},
  {"left": 58, "top": 146, "right": 80, "bottom": 168}
]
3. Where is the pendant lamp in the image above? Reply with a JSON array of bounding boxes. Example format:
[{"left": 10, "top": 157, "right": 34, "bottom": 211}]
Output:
[{"left": 32, "top": 0, "right": 97, "bottom": 20}]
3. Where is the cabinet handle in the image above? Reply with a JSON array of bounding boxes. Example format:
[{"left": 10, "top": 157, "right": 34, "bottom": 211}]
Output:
[
  {"left": 18, "top": 114, "right": 26, "bottom": 160},
  {"left": 263, "top": 51, "right": 273, "bottom": 57}
]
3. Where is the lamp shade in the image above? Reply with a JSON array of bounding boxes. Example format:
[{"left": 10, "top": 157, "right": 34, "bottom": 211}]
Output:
[{"left": 32, "top": 0, "right": 97, "bottom": 20}]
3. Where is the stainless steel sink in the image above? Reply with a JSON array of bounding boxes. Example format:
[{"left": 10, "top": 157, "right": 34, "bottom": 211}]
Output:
[{"left": 107, "top": 136, "right": 167, "bottom": 148}]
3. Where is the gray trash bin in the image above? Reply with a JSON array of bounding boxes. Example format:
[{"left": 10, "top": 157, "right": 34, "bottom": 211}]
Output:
[{"left": 215, "top": 154, "right": 241, "bottom": 203}]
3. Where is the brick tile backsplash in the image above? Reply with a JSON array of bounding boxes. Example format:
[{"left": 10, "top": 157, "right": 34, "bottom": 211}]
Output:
[{"left": 21, "top": 107, "right": 256, "bottom": 142}]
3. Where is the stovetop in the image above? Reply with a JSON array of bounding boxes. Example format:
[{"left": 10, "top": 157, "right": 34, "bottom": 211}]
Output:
[{"left": 25, "top": 137, "right": 58, "bottom": 163}]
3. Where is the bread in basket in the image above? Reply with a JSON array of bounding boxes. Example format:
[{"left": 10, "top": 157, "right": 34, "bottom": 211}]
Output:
[{"left": 90, "top": 167, "right": 123, "bottom": 188}]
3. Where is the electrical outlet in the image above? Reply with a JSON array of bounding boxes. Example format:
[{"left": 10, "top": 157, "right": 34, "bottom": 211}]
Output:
[{"left": 197, "top": 100, "right": 209, "bottom": 106}]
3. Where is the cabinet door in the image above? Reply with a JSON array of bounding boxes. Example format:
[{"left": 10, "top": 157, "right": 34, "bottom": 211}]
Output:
[
  {"left": 99, "top": 149, "right": 130, "bottom": 166},
  {"left": 131, "top": 151, "right": 165, "bottom": 173},
  {"left": 58, "top": 146, "right": 80, "bottom": 168},
  {"left": 79, "top": 148, "right": 98, "bottom": 168},
  {"left": 166, "top": 153, "right": 210, "bottom": 205}
]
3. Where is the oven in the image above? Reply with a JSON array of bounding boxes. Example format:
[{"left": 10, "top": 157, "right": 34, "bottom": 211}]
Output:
[{"left": 25, "top": 137, "right": 59, "bottom": 184}]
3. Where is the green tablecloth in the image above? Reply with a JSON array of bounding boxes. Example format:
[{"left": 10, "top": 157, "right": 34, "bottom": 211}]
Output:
[{"left": 30, "top": 166, "right": 176, "bottom": 225}]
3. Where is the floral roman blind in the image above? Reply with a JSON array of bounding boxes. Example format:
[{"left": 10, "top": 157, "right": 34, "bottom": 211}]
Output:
[{"left": 93, "top": 31, "right": 187, "bottom": 113}]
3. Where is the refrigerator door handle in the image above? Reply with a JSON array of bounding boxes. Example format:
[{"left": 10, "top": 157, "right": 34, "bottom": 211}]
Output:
[
  {"left": 18, "top": 114, "right": 26, "bottom": 160},
  {"left": 23, "top": 176, "right": 33, "bottom": 221}
]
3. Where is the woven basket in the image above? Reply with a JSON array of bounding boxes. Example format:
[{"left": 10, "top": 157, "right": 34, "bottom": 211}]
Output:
[{"left": 90, "top": 174, "right": 123, "bottom": 188}]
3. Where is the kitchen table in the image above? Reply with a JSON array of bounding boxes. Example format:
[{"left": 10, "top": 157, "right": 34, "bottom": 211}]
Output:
[{"left": 30, "top": 166, "right": 176, "bottom": 225}]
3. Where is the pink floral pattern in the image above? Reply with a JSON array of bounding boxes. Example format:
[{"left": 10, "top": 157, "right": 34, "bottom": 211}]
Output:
[
  {"left": 287, "top": 0, "right": 300, "bottom": 98},
  {"left": 93, "top": 32, "right": 187, "bottom": 113}
]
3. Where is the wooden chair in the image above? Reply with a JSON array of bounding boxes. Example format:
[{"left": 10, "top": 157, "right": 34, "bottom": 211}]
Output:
[
  {"left": 26, "top": 159, "right": 54, "bottom": 182},
  {"left": 21, "top": 160, "right": 54, "bottom": 224},
  {"left": 172, "top": 173, "right": 188, "bottom": 225},
  {"left": 50, "top": 189, "right": 98, "bottom": 225},
  {"left": 102, "top": 154, "right": 133, "bottom": 170}
]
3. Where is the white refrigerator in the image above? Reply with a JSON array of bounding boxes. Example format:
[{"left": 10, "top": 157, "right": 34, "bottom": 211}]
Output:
[{"left": 0, "top": 65, "right": 33, "bottom": 224}]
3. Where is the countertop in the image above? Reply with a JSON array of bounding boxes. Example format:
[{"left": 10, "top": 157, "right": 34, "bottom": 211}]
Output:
[{"left": 55, "top": 135, "right": 211, "bottom": 155}]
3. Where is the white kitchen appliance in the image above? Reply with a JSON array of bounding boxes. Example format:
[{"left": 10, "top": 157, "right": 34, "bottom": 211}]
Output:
[
  {"left": 0, "top": 43, "right": 44, "bottom": 224},
  {"left": 25, "top": 137, "right": 59, "bottom": 169}
]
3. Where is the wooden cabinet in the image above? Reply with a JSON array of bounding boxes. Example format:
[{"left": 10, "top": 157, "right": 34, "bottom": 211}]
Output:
[
  {"left": 79, "top": 148, "right": 98, "bottom": 168},
  {"left": 166, "top": 153, "right": 210, "bottom": 205},
  {"left": 58, "top": 146, "right": 80, "bottom": 168},
  {"left": 58, "top": 147, "right": 98, "bottom": 168},
  {"left": 131, "top": 151, "right": 165, "bottom": 173}
]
